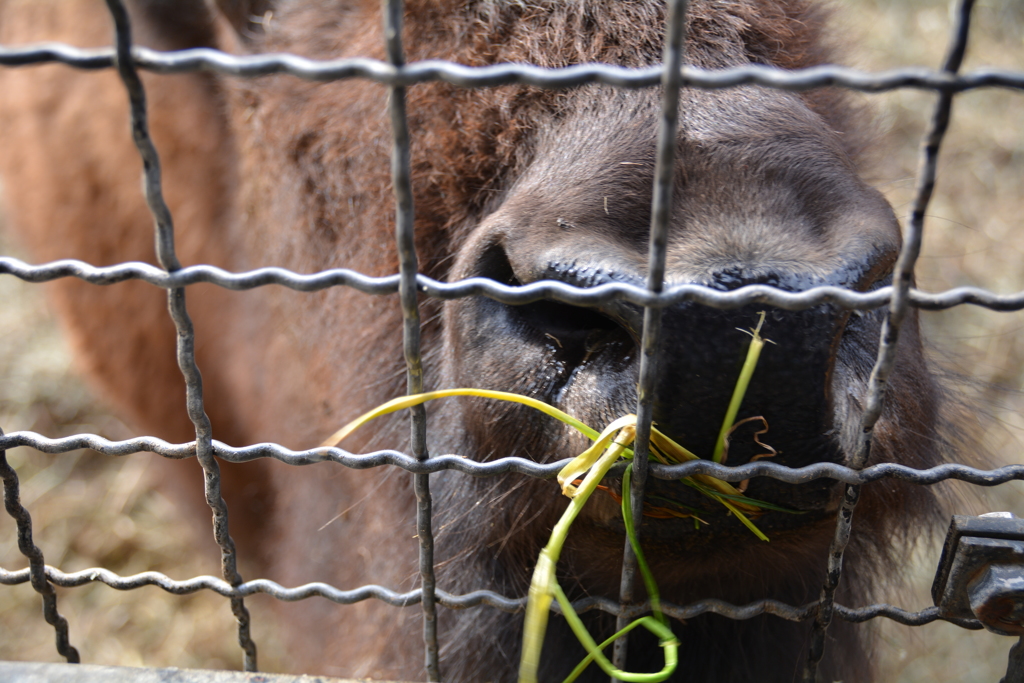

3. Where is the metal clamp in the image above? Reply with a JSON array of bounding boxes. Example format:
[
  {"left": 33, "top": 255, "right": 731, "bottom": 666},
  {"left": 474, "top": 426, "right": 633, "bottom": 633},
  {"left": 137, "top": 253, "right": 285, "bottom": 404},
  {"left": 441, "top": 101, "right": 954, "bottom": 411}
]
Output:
[{"left": 933, "top": 513, "right": 1024, "bottom": 682}]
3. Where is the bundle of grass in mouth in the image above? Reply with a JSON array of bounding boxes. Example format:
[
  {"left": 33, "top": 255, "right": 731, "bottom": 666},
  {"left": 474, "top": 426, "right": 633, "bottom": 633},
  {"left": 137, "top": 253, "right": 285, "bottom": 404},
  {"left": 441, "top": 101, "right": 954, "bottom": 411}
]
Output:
[{"left": 323, "top": 313, "right": 791, "bottom": 683}]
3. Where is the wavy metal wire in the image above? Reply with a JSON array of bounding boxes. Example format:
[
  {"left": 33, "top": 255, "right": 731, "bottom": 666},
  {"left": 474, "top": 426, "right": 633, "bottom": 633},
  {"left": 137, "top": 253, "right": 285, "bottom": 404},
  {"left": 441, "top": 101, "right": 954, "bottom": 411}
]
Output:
[
  {"left": 0, "top": 0, "right": 1022, "bottom": 678},
  {"left": 379, "top": 0, "right": 440, "bottom": 676},
  {"left": 103, "top": 0, "right": 258, "bottom": 670},
  {"left": 0, "top": 432, "right": 79, "bottom": 664},
  {"left": 612, "top": 0, "right": 689, "bottom": 670},
  {"left": 2, "top": 429, "right": 1024, "bottom": 485},
  {"left": 7, "top": 257, "right": 1024, "bottom": 312},
  {"left": 0, "top": 564, "right": 986, "bottom": 629},
  {"left": 0, "top": 44, "right": 1022, "bottom": 92},
  {"left": 804, "top": 0, "right": 976, "bottom": 678}
]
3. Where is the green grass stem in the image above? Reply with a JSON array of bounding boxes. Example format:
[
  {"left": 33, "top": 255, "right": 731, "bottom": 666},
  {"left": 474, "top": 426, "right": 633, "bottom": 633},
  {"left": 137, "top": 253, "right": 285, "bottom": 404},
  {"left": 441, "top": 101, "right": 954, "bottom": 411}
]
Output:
[
  {"left": 322, "top": 387, "right": 600, "bottom": 448},
  {"left": 325, "top": 316, "right": 779, "bottom": 680},
  {"left": 519, "top": 425, "right": 635, "bottom": 683},
  {"left": 712, "top": 312, "right": 768, "bottom": 464},
  {"left": 622, "top": 463, "right": 667, "bottom": 626},
  {"left": 555, "top": 582, "right": 678, "bottom": 683}
]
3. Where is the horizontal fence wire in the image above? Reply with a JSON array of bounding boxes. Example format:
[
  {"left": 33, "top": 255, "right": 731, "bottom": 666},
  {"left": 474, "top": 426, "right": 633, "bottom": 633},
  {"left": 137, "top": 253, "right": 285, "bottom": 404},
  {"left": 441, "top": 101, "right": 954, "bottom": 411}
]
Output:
[
  {"left": 0, "top": 563, "right": 986, "bottom": 629},
  {"left": 0, "top": 44, "right": 1023, "bottom": 92},
  {"left": 2, "top": 430, "right": 1023, "bottom": 485},
  {"left": 9, "top": 257, "right": 1024, "bottom": 311},
  {"left": 0, "top": 0, "right": 1023, "bottom": 677}
]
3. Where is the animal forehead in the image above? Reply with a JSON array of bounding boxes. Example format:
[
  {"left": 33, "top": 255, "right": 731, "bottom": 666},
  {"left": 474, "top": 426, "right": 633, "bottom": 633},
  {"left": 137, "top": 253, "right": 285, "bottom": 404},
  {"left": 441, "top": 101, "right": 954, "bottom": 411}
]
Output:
[{"left": 261, "top": 0, "right": 823, "bottom": 70}]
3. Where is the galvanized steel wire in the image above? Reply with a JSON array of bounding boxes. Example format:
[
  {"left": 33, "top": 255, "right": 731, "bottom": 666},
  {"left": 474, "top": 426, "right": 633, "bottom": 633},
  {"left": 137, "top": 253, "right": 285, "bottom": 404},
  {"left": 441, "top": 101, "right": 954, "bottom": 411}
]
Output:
[
  {"left": 1, "top": 44, "right": 1023, "bottom": 93},
  {"left": 9, "top": 257, "right": 1024, "bottom": 311},
  {"left": 105, "top": 0, "right": 257, "bottom": 670},
  {"left": 612, "top": 0, "right": 689, "bottom": 669},
  {"left": 0, "top": 432, "right": 80, "bottom": 664},
  {"left": 803, "top": 0, "right": 977, "bottom": 675},
  {"left": 3, "top": 428, "right": 1024, "bottom": 484},
  {"left": 1, "top": 0, "right": 1023, "bottom": 678},
  {"left": 0, "top": 563, "right": 987, "bottom": 629},
  {"left": 379, "top": 0, "right": 440, "bottom": 675}
]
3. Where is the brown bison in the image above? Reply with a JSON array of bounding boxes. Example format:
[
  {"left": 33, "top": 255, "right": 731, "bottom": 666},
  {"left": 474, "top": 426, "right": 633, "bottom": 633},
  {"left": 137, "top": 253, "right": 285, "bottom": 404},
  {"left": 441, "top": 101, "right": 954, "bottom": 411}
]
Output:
[{"left": 0, "top": 0, "right": 953, "bottom": 681}]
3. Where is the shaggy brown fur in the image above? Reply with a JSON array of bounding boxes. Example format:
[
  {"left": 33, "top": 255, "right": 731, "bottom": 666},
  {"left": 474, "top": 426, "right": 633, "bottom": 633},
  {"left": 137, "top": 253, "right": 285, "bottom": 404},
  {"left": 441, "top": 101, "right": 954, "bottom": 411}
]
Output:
[{"left": 0, "top": 1, "right": 954, "bottom": 681}]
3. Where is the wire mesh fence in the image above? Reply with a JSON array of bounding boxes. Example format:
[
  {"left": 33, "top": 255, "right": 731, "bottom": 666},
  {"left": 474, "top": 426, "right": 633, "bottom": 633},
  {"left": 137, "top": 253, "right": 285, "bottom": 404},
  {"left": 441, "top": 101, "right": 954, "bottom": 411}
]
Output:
[{"left": 0, "top": 0, "right": 1023, "bottom": 680}]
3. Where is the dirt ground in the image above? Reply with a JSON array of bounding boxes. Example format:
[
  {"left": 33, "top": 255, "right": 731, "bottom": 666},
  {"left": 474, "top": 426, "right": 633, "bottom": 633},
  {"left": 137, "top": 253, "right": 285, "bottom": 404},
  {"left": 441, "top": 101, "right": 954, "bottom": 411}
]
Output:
[{"left": 1, "top": 0, "right": 1022, "bottom": 680}]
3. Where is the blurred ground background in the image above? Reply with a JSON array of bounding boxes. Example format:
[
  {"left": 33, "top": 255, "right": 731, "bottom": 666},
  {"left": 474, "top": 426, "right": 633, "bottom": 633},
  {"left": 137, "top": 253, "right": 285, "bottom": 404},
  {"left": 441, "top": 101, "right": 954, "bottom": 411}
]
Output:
[{"left": 0, "top": 0, "right": 1022, "bottom": 680}]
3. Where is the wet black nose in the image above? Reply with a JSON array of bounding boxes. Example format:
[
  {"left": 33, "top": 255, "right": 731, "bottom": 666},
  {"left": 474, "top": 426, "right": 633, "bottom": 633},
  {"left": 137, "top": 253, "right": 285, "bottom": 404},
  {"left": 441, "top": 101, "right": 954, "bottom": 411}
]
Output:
[
  {"left": 559, "top": 262, "right": 849, "bottom": 466},
  {"left": 646, "top": 298, "right": 845, "bottom": 466},
  {"left": 493, "top": 248, "right": 852, "bottom": 468}
]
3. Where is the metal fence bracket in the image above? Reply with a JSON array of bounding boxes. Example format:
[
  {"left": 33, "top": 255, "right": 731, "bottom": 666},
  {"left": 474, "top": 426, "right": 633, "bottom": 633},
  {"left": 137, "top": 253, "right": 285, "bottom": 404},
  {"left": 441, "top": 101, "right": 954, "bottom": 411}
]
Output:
[{"left": 932, "top": 513, "right": 1024, "bottom": 683}]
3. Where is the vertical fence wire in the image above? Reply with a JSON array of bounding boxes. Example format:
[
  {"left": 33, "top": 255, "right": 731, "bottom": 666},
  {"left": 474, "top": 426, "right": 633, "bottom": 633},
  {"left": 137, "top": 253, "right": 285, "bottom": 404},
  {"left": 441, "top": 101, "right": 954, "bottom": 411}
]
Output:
[
  {"left": 610, "top": 0, "right": 689, "bottom": 672},
  {"left": 0, "top": 431, "right": 79, "bottom": 664},
  {"left": 381, "top": 0, "right": 440, "bottom": 679},
  {"left": 801, "top": 0, "right": 976, "bottom": 679},
  {"left": 102, "top": 0, "right": 257, "bottom": 671}
]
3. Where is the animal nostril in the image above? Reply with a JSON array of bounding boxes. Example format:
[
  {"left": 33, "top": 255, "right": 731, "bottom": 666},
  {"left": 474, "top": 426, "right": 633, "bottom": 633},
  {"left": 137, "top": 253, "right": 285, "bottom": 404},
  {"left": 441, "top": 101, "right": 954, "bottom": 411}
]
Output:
[
  {"left": 476, "top": 241, "right": 632, "bottom": 358},
  {"left": 712, "top": 266, "right": 780, "bottom": 290},
  {"left": 511, "top": 296, "right": 636, "bottom": 379},
  {"left": 513, "top": 297, "right": 621, "bottom": 347}
]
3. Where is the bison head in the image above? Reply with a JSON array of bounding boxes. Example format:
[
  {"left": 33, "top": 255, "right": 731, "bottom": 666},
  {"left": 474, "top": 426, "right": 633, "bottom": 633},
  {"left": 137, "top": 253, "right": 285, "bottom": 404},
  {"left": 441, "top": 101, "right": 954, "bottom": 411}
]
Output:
[{"left": 432, "top": 83, "right": 943, "bottom": 680}]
